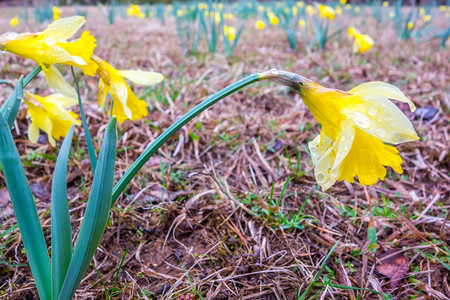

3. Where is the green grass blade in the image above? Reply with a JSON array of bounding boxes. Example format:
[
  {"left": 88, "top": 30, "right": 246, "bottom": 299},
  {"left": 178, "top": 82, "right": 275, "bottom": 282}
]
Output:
[
  {"left": 58, "top": 117, "right": 117, "bottom": 300},
  {"left": 51, "top": 124, "right": 74, "bottom": 299},
  {"left": 0, "top": 76, "right": 23, "bottom": 128},
  {"left": 0, "top": 113, "right": 51, "bottom": 300},
  {"left": 298, "top": 240, "right": 340, "bottom": 300},
  {"left": 71, "top": 66, "right": 97, "bottom": 173},
  {"left": 111, "top": 73, "right": 262, "bottom": 204}
]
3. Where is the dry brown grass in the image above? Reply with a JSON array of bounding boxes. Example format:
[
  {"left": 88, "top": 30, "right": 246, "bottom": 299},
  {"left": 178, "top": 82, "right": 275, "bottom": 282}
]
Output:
[{"left": 0, "top": 5, "right": 449, "bottom": 300}]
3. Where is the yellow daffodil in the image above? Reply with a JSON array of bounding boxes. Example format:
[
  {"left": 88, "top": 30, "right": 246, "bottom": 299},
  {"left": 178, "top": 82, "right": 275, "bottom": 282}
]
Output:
[
  {"left": 389, "top": 11, "right": 395, "bottom": 18},
  {"left": 348, "top": 27, "right": 374, "bottom": 54},
  {"left": 318, "top": 4, "right": 336, "bottom": 20},
  {"left": 419, "top": 7, "right": 425, "bottom": 15},
  {"left": 268, "top": 13, "right": 279, "bottom": 26},
  {"left": 223, "top": 13, "right": 234, "bottom": 20},
  {"left": 24, "top": 93, "right": 80, "bottom": 147},
  {"left": 423, "top": 14, "right": 431, "bottom": 22},
  {"left": 261, "top": 70, "right": 418, "bottom": 190},
  {"left": 223, "top": 25, "right": 236, "bottom": 42},
  {"left": 0, "top": 16, "right": 97, "bottom": 97},
  {"left": 340, "top": 0, "right": 347, "bottom": 5},
  {"left": 382, "top": 1, "right": 389, "bottom": 7},
  {"left": 292, "top": 6, "right": 298, "bottom": 16},
  {"left": 52, "top": 6, "right": 61, "bottom": 20},
  {"left": 214, "top": 12, "right": 221, "bottom": 24},
  {"left": 92, "top": 55, "right": 163, "bottom": 123},
  {"left": 407, "top": 21, "right": 414, "bottom": 30},
  {"left": 127, "top": 4, "right": 145, "bottom": 19},
  {"left": 255, "top": 20, "right": 265, "bottom": 30},
  {"left": 9, "top": 17, "right": 19, "bottom": 27},
  {"left": 439, "top": 5, "right": 446, "bottom": 11},
  {"left": 299, "top": 19, "right": 306, "bottom": 28},
  {"left": 345, "top": 4, "right": 352, "bottom": 10},
  {"left": 306, "top": 5, "right": 315, "bottom": 16},
  {"left": 354, "top": 6, "right": 360, "bottom": 13},
  {"left": 297, "top": 1, "right": 305, "bottom": 8},
  {"left": 336, "top": 6, "right": 343, "bottom": 15}
]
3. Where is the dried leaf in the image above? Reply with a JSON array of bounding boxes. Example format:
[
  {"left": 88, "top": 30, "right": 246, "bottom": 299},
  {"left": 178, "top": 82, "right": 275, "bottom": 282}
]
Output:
[{"left": 376, "top": 249, "right": 410, "bottom": 288}]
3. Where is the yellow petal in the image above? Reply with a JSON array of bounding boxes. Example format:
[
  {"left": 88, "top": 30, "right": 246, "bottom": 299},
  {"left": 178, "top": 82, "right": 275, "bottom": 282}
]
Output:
[
  {"left": 349, "top": 81, "right": 416, "bottom": 111},
  {"left": 118, "top": 70, "right": 164, "bottom": 86},
  {"left": 342, "top": 94, "right": 419, "bottom": 144},
  {"left": 110, "top": 80, "right": 132, "bottom": 119},
  {"left": 338, "top": 128, "right": 403, "bottom": 186},
  {"left": 42, "top": 65, "right": 77, "bottom": 98},
  {"left": 42, "top": 16, "right": 85, "bottom": 43},
  {"left": 43, "top": 93, "right": 78, "bottom": 109}
]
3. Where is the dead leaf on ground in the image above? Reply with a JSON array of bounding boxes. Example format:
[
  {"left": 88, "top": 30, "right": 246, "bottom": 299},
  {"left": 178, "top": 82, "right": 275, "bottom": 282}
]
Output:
[{"left": 376, "top": 249, "right": 410, "bottom": 288}]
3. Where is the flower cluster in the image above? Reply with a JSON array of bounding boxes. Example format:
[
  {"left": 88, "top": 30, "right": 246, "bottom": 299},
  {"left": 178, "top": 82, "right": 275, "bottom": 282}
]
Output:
[{"left": 0, "top": 16, "right": 163, "bottom": 145}]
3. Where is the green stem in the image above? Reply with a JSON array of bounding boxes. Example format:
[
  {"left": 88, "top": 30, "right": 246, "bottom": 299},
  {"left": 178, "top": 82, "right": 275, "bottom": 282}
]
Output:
[
  {"left": 71, "top": 66, "right": 97, "bottom": 173},
  {"left": 111, "top": 73, "right": 262, "bottom": 204},
  {"left": 23, "top": 66, "right": 42, "bottom": 88}
]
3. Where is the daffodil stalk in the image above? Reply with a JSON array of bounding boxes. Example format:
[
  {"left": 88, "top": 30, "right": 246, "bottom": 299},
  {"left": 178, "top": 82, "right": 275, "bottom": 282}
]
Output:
[{"left": 112, "top": 69, "right": 418, "bottom": 202}]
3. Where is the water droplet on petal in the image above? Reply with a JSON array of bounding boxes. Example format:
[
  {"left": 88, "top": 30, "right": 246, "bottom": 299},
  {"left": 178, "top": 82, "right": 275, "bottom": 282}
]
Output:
[
  {"left": 45, "top": 37, "right": 56, "bottom": 46},
  {"left": 317, "top": 173, "right": 325, "bottom": 182},
  {"left": 349, "top": 111, "right": 371, "bottom": 128},
  {"left": 368, "top": 105, "right": 378, "bottom": 116}
]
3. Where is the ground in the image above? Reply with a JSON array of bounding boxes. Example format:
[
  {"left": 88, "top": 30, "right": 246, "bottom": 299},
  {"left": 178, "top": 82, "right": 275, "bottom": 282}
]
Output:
[{"left": 0, "top": 4, "right": 449, "bottom": 300}]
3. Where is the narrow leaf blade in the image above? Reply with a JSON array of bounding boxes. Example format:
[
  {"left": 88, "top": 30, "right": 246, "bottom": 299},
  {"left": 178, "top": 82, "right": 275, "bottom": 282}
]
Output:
[
  {"left": 0, "top": 113, "right": 51, "bottom": 300},
  {"left": 51, "top": 124, "right": 74, "bottom": 299},
  {"left": 58, "top": 117, "right": 117, "bottom": 300}
]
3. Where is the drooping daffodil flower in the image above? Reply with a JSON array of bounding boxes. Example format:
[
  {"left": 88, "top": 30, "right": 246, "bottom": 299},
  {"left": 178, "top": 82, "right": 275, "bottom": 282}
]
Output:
[
  {"left": 0, "top": 16, "right": 97, "bottom": 98},
  {"left": 348, "top": 27, "right": 374, "bottom": 54},
  {"left": 92, "top": 55, "right": 164, "bottom": 123},
  {"left": 24, "top": 93, "right": 80, "bottom": 147},
  {"left": 260, "top": 70, "right": 419, "bottom": 190}
]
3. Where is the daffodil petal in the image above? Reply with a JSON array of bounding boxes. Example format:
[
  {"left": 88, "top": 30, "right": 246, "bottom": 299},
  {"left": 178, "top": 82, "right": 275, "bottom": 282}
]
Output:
[
  {"left": 28, "top": 122, "right": 40, "bottom": 143},
  {"left": 44, "top": 93, "right": 78, "bottom": 109},
  {"left": 111, "top": 80, "right": 132, "bottom": 119},
  {"left": 342, "top": 94, "right": 419, "bottom": 144},
  {"left": 338, "top": 128, "right": 403, "bottom": 186},
  {"left": 349, "top": 81, "right": 416, "bottom": 112},
  {"left": 118, "top": 70, "right": 164, "bottom": 86},
  {"left": 42, "top": 65, "right": 77, "bottom": 98},
  {"left": 42, "top": 16, "right": 85, "bottom": 42}
]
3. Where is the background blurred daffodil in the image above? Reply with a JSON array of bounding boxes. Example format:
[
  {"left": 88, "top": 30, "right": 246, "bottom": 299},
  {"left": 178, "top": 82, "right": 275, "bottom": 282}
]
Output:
[
  {"left": 24, "top": 93, "right": 80, "bottom": 147},
  {"left": 52, "top": 6, "right": 62, "bottom": 20},
  {"left": 261, "top": 71, "right": 418, "bottom": 190},
  {"left": 127, "top": 4, "right": 146, "bottom": 19},
  {"left": 318, "top": 4, "right": 336, "bottom": 20},
  {"left": 348, "top": 27, "right": 374, "bottom": 53},
  {"left": 9, "top": 17, "right": 19, "bottom": 27},
  {"left": 0, "top": 16, "right": 97, "bottom": 97},
  {"left": 92, "top": 55, "right": 163, "bottom": 123}
]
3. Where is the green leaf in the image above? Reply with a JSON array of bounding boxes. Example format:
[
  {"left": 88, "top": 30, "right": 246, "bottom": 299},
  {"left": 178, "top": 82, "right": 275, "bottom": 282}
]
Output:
[
  {"left": 58, "top": 117, "right": 117, "bottom": 300},
  {"left": 51, "top": 124, "right": 74, "bottom": 299},
  {"left": 0, "top": 76, "right": 23, "bottom": 128},
  {"left": 0, "top": 112, "right": 51, "bottom": 300}
]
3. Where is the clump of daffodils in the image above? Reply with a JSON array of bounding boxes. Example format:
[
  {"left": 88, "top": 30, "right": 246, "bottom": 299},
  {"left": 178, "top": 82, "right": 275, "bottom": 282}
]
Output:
[
  {"left": 348, "top": 27, "right": 374, "bottom": 54},
  {"left": 0, "top": 16, "right": 97, "bottom": 98},
  {"left": 261, "top": 70, "right": 418, "bottom": 190},
  {"left": 318, "top": 4, "right": 336, "bottom": 20}
]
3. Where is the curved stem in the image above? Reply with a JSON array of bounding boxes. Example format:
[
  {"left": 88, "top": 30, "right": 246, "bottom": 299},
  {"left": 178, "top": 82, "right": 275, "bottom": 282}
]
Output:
[{"left": 111, "top": 73, "right": 262, "bottom": 204}]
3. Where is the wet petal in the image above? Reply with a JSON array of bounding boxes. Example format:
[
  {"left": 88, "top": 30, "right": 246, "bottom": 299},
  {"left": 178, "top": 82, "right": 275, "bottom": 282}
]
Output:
[
  {"left": 349, "top": 81, "right": 416, "bottom": 112},
  {"left": 42, "top": 16, "right": 85, "bottom": 42},
  {"left": 118, "top": 70, "right": 164, "bottom": 86},
  {"left": 42, "top": 65, "right": 77, "bottom": 98},
  {"left": 342, "top": 94, "right": 419, "bottom": 144}
]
